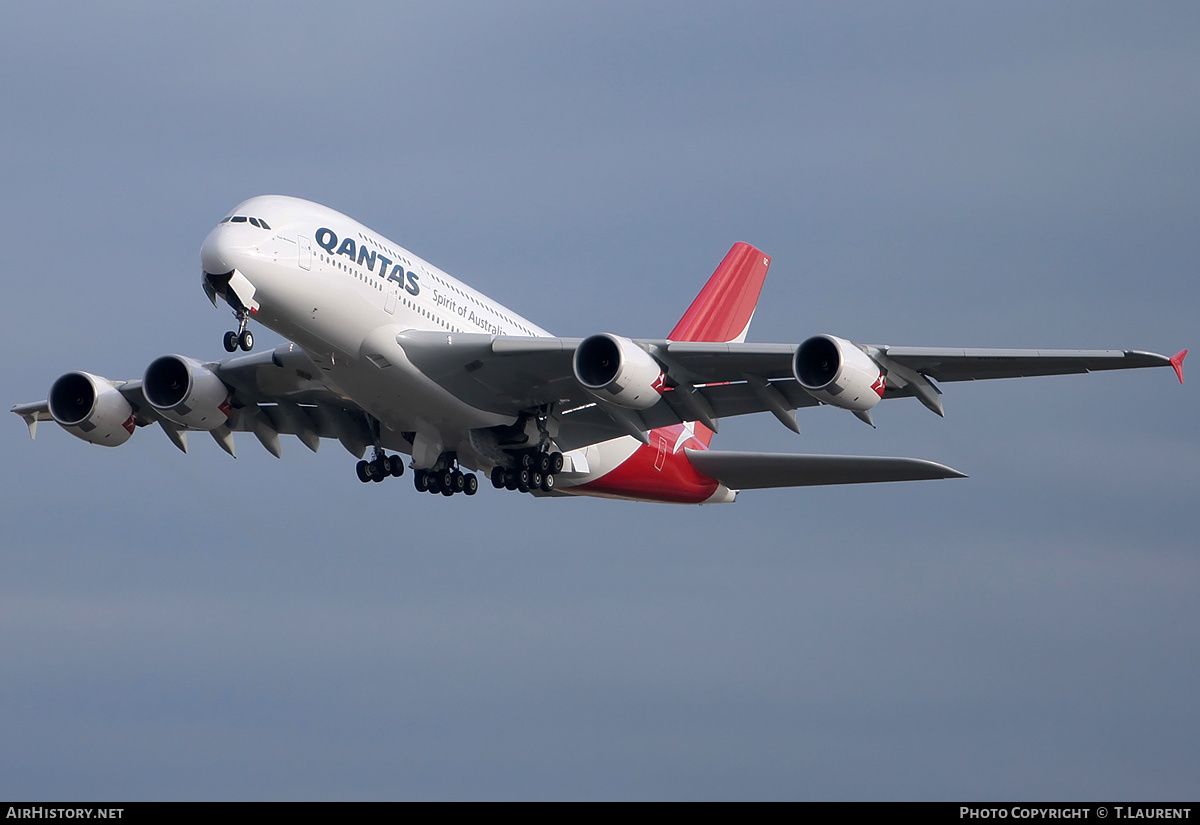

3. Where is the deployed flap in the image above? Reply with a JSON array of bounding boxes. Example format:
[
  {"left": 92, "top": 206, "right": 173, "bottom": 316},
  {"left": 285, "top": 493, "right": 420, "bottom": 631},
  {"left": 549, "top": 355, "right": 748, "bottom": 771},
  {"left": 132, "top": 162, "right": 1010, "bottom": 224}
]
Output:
[{"left": 686, "top": 448, "right": 966, "bottom": 489}]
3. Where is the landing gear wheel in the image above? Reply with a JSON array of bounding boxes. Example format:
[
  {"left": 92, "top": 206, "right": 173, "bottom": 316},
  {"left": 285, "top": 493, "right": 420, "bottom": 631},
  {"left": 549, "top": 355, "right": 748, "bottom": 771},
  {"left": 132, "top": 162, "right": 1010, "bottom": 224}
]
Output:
[
  {"left": 413, "top": 469, "right": 429, "bottom": 492},
  {"left": 356, "top": 460, "right": 371, "bottom": 483},
  {"left": 530, "top": 471, "right": 543, "bottom": 491},
  {"left": 439, "top": 470, "right": 454, "bottom": 491},
  {"left": 387, "top": 455, "right": 405, "bottom": 477},
  {"left": 464, "top": 474, "right": 478, "bottom": 495},
  {"left": 452, "top": 471, "right": 466, "bottom": 492},
  {"left": 371, "top": 457, "right": 391, "bottom": 482},
  {"left": 504, "top": 471, "right": 518, "bottom": 491},
  {"left": 537, "top": 453, "right": 552, "bottom": 474},
  {"left": 238, "top": 330, "right": 254, "bottom": 351},
  {"left": 520, "top": 452, "right": 536, "bottom": 470},
  {"left": 491, "top": 467, "right": 506, "bottom": 488},
  {"left": 550, "top": 452, "right": 564, "bottom": 473},
  {"left": 223, "top": 331, "right": 239, "bottom": 353},
  {"left": 541, "top": 473, "right": 555, "bottom": 492},
  {"left": 427, "top": 474, "right": 441, "bottom": 494}
]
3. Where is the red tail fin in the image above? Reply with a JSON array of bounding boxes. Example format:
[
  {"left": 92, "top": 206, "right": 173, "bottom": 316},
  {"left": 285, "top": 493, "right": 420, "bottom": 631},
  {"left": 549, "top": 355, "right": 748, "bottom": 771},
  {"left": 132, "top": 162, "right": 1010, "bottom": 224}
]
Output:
[
  {"left": 579, "top": 246, "right": 771, "bottom": 498},
  {"left": 668, "top": 242, "right": 771, "bottom": 343}
]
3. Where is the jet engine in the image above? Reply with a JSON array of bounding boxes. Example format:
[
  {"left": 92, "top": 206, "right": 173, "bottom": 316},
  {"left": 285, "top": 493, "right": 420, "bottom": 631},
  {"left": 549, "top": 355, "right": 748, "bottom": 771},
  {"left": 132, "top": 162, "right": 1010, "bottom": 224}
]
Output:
[
  {"left": 794, "top": 334, "right": 886, "bottom": 412},
  {"left": 47, "top": 372, "right": 137, "bottom": 446},
  {"left": 573, "top": 334, "right": 665, "bottom": 410},
  {"left": 142, "top": 355, "right": 231, "bottom": 431}
]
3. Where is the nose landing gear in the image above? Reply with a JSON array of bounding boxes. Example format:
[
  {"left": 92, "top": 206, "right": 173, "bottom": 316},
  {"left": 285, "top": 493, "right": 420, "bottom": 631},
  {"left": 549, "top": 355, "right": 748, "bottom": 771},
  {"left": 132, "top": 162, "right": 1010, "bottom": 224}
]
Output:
[{"left": 223, "top": 310, "right": 254, "bottom": 352}]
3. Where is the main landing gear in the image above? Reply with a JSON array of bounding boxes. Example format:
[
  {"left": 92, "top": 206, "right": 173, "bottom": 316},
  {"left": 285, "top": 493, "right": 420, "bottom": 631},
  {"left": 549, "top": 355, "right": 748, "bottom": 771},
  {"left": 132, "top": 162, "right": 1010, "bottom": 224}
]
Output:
[
  {"left": 223, "top": 310, "right": 254, "bottom": 352},
  {"left": 412, "top": 466, "right": 479, "bottom": 497},
  {"left": 491, "top": 448, "right": 563, "bottom": 494},
  {"left": 355, "top": 449, "right": 405, "bottom": 483},
  {"left": 353, "top": 446, "right": 558, "bottom": 498}
]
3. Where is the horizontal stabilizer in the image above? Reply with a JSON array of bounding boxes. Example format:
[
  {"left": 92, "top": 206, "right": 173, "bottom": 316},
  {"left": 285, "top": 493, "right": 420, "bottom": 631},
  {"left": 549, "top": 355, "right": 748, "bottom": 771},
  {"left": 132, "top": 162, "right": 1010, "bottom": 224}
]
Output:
[{"left": 686, "top": 448, "right": 966, "bottom": 489}]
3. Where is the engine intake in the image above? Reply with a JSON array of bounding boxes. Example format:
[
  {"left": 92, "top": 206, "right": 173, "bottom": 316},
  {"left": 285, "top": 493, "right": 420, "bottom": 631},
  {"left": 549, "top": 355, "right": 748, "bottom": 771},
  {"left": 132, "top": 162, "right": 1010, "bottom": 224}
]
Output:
[
  {"left": 794, "top": 335, "right": 886, "bottom": 412},
  {"left": 573, "top": 334, "right": 665, "bottom": 410},
  {"left": 143, "top": 355, "right": 231, "bottom": 431},
  {"left": 48, "top": 372, "right": 136, "bottom": 446}
]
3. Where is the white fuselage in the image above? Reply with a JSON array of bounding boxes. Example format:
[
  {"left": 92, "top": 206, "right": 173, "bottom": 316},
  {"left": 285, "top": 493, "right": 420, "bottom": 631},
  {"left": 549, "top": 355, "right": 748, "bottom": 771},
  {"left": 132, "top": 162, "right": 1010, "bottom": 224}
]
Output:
[{"left": 199, "top": 195, "right": 631, "bottom": 488}]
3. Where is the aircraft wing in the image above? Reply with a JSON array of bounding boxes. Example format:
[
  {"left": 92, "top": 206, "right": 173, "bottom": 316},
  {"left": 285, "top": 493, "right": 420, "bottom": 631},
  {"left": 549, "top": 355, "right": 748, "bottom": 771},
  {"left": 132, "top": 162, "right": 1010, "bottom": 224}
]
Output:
[
  {"left": 390, "top": 331, "right": 820, "bottom": 449},
  {"left": 652, "top": 342, "right": 1179, "bottom": 384},
  {"left": 12, "top": 344, "right": 380, "bottom": 458},
  {"left": 869, "top": 346, "right": 1178, "bottom": 382},
  {"left": 16, "top": 333, "right": 1183, "bottom": 458},
  {"left": 390, "top": 330, "right": 1183, "bottom": 449}
]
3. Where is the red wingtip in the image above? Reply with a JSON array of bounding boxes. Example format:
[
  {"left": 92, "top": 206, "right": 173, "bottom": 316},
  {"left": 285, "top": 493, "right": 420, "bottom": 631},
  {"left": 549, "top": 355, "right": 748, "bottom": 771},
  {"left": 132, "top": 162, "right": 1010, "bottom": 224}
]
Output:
[{"left": 1169, "top": 349, "right": 1187, "bottom": 384}]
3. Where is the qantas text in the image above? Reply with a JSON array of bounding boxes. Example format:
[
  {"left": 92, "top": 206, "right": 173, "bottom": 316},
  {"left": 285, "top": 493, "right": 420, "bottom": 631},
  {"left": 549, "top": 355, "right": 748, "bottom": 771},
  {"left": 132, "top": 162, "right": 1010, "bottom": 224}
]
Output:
[{"left": 315, "top": 228, "right": 420, "bottom": 296}]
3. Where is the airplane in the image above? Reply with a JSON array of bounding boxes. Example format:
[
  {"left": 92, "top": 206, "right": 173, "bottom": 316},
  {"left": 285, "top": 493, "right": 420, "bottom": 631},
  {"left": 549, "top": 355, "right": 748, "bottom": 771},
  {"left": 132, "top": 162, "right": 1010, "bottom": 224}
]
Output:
[{"left": 12, "top": 195, "right": 1187, "bottom": 504}]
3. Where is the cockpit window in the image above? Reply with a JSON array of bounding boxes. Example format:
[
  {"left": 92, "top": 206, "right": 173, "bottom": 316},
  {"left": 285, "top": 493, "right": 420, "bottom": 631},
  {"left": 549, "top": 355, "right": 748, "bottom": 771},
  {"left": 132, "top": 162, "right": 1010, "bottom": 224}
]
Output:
[{"left": 223, "top": 215, "right": 271, "bottom": 229}]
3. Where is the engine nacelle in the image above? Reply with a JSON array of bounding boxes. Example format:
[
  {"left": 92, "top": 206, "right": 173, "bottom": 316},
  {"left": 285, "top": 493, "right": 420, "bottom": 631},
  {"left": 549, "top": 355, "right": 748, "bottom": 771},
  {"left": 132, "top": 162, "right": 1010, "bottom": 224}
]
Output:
[
  {"left": 143, "top": 355, "right": 231, "bottom": 431},
  {"left": 48, "top": 372, "right": 137, "bottom": 447},
  {"left": 573, "top": 333, "right": 665, "bottom": 410},
  {"left": 794, "top": 334, "right": 886, "bottom": 412}
]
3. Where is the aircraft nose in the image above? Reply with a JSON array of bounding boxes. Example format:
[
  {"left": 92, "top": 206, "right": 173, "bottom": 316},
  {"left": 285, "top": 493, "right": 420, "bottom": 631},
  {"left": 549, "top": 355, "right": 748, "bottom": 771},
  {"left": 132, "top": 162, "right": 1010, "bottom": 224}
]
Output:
[{"left": 200, "top": 225, "right": 235, "bottom": 275}]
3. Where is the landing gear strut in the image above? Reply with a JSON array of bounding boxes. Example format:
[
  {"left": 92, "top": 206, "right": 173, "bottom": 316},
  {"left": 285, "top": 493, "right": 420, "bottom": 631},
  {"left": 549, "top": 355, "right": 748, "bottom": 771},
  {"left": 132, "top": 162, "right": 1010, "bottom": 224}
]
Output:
[{"left": 223, "top": 310, "right": 254, "bottom": 353}]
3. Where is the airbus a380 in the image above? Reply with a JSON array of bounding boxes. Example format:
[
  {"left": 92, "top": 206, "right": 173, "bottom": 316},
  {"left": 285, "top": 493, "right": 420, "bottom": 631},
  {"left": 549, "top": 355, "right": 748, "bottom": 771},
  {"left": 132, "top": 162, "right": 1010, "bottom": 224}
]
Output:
[{"left": 13, "top": 195, "right": 1187, "bottom": 503}]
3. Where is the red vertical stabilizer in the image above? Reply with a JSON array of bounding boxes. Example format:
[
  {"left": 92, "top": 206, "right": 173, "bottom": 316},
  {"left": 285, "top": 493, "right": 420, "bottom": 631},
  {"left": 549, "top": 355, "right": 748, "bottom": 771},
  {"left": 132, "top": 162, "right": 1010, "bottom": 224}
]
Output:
[
  {"left": 578, "top": 244, "right": 775, "bottom": 502},
  {"left": 668, "top": 242, "right": 771, "bottom": 344}
]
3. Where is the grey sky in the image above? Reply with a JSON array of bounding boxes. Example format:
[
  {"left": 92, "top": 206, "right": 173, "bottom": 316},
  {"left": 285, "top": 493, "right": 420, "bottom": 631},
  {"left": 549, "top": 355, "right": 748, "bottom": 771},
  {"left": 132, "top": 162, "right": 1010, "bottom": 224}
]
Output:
[{"left": 1, "top": 2, "right": 1197, "bottom": 800}]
